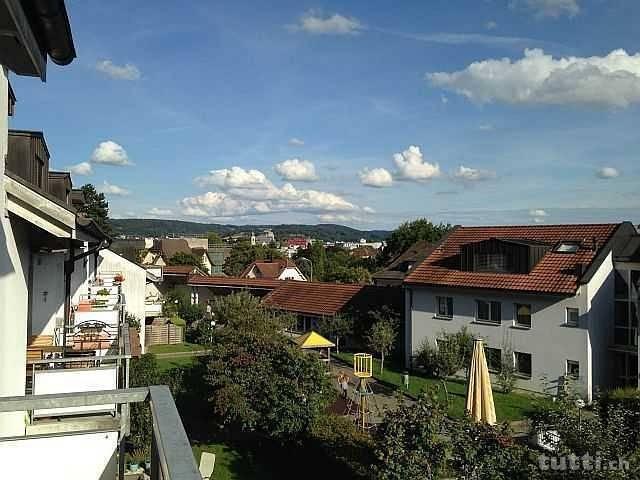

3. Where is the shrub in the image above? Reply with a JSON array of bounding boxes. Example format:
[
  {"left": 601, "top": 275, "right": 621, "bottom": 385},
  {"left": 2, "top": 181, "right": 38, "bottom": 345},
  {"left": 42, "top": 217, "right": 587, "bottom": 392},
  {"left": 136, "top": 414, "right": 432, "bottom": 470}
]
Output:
[
  {"left": 125, "top": 312, "right": 141, "bottom": 331},
  {"left": 497, "top": 346, "right": 517, "bottom": 393},
  {"left": 309, "top": 414, "right": 375, "bottom": 478}
]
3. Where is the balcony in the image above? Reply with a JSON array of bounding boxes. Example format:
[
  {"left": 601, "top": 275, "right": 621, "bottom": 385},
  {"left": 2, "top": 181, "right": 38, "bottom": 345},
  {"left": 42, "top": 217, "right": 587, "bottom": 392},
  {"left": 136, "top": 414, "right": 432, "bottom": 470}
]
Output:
[{"left": 0, "top": 386, "right": 201, "bottom": 480}]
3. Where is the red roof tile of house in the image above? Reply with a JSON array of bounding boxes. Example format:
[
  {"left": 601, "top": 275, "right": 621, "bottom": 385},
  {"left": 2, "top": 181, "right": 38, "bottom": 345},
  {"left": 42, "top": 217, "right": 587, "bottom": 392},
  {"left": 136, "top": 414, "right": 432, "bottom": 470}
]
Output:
[
  {"left": 263, "top": 281, "right": 364, "bottom": 316},
  {"left": 240, "top": 258, "right": 300, "bottom": 279},
  {"left": 404, "top": 224, "right": 621, "bottom": 295},
  {"left": 187, "top": 275, "right": 282, "bottom": 289}
]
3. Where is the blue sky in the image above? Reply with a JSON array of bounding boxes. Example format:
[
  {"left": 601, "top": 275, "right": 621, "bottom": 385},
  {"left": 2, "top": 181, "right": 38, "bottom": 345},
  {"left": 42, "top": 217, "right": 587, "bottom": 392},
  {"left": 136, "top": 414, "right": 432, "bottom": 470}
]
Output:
[{"left": 8, "top": 0, "right": 640, "bottom": 229}]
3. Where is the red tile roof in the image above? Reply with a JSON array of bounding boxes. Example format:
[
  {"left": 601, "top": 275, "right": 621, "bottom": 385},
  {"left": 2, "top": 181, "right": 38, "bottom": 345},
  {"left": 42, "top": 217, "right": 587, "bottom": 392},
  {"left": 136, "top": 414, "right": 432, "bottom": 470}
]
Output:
[
  {"left": 240, "top": 258, "right": 300, "bottom": 279},
  {"left": 404, "top": 224, "right": 621, "bottom": 295},
  {"left": 263, "top": 281, "right": 364, "bottom": 316},
  {"left": 187, "top": 275, "right": 282, "bottom": 289}
]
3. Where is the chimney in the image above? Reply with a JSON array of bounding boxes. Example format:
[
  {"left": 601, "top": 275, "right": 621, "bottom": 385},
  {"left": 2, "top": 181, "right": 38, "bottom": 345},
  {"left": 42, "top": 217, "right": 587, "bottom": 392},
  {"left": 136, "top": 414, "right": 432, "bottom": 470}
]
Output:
[
  {"left": 575, "top": 263, "right": 585, "bottom": 277},
  {"left": 591, "top": 237, "right": 597, "bottom": 251}
]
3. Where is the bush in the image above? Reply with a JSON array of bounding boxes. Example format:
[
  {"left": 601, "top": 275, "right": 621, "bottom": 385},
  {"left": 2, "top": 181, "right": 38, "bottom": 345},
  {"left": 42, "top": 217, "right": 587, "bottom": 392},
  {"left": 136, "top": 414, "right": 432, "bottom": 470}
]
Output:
[
  {"left": 309, "top": 414, "right": 375, "bottom": 478},
  {"left": 497, "top": 347, "right": 517, "bottom": 393},
  {"left": 415, "top": 328, "right": 473, "bottom": 378},
  {"left": 169, "top": 316, "right": 186, "bottom": 327}
]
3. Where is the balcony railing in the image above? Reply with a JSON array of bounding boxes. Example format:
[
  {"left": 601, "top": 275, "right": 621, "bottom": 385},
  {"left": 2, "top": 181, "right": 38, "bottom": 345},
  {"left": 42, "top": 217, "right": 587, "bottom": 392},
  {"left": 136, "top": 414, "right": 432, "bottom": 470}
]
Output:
[{"left": 0, "top": 386, "right": 201, "bottom": 480}]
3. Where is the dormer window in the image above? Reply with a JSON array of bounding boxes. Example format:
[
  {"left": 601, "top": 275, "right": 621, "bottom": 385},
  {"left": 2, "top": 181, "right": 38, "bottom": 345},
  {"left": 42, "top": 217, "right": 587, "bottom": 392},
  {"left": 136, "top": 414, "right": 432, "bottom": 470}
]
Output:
[{"left": 555, "top": 242, "right": 580, "bottom": 253}]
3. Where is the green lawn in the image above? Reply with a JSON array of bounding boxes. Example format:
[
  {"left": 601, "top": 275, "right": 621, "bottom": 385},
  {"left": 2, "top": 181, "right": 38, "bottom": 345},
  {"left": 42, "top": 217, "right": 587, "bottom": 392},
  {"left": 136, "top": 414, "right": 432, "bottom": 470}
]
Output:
[
  {"left": 192, "top": 442, "right": 275, "bottom": 480},
  {"left": 334, "top": 352, "right": 536, "bottom": 421},
  {"left": 148, "top": 342, "right": 208, "bottom": 354},
  {"left": 157, "top": 355, "right": 199, "bottom": 372}
]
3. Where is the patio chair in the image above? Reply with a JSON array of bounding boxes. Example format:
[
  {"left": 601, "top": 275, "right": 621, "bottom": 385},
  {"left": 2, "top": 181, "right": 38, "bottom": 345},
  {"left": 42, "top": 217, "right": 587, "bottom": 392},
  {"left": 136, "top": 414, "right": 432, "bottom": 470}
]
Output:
[{"left": 199, "top": 452, "right": 216, "bottom": 480}]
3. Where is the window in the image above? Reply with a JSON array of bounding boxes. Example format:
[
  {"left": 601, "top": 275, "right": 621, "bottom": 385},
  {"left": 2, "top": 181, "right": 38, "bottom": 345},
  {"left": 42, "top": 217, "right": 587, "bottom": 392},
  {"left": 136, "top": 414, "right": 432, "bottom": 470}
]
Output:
[
  {"left": 436, "top": 296, "right": 453, "bottom": 319},
  {"left": 485, "top": 347, "right": 502, "bottom": 372},
  {"left": 476, "top": 253, "right": 509, "bottom": 272},
  {"left": 555, "top": 242, "right": 580, "bottom": 253},
  {"left": 566, "top": 307, "right": 579, "bottom": 327},
  {"left": 476, "top": 300, "right": 501, "bottom": 324},
  {"left": 515, "top": 352, "right": 532, "bottom": 378},
  {"left": 515, "top": 303, "right": 532, "bottom": 328},
  {"left": 566, "top": 360, "right": 580, "bottom": 379},
  {"left": 614, "top": 300, "right": 638, "bottom": 347}
]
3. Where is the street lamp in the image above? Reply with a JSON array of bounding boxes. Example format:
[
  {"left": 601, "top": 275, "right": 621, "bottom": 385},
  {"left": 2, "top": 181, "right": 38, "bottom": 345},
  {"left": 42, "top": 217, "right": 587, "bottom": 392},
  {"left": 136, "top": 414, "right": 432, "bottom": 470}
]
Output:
[{"left": 297, "top": 256, "right": 313, "bottom": 282}]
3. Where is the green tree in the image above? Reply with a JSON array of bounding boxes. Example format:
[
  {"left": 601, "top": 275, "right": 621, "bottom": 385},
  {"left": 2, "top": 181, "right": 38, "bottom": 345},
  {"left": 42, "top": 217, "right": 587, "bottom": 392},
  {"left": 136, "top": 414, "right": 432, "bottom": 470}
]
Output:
[
  {"left": 207, "top": 231, "right": 222, "bottom": 245},
  {"left": 374, "top": 391, "right": 448, "bottom": 480},
  {"left": 167, "top": 251, "right": 207, "bottom": 273},
  {"left": 295, "top": 241, "right": 327, "bottom": 281},
  {"left": 318, "top": 314, "right": 354, "bottom": 354},
  {"left": 449, "top": 418, "right": 534, "bottom": 480},
  {"left": 129, "top": 353, "right": 161, "bottom": 449},
  {"left": 381, "top": 218, "right": 451, "bottom": 264},
  {"left": 78, "top": 184, "right": 112, "bottom": 235},
  {"left": 366, "top": 312, "right": 398, "bottom": 374},
  {"left": 205, "top": 292, "right": 332, "bottom": 441},
  {"left": 223, "top": 241, "right": 283, "bottom": 276},
  {"left": 325, "top": 266, "right": 372, "bottom": 284}
]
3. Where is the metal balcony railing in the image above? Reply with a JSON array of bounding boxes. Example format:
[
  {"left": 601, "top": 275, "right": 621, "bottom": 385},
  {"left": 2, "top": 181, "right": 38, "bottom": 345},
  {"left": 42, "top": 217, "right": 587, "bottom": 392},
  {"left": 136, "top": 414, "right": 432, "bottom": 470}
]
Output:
[{"left": 0, "top": 386, "right": 201, "bottom": 480}]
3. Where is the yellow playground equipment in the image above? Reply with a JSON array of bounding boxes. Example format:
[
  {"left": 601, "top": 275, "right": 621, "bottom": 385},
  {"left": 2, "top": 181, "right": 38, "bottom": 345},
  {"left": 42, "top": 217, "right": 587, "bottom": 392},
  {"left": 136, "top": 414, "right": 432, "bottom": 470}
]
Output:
[{"left": 345, "top": 353, "right": 379, "bottom": 430}]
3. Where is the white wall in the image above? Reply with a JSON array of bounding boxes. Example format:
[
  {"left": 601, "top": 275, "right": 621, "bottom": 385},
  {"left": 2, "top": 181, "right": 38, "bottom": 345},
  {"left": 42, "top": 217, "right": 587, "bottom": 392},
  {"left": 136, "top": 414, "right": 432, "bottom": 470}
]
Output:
[
  {"left": 98, "top": 249, "right": 147, "bottom": 350},
  {"left": 407, "top": 285, "right": 591, "bottom": 399},
  {"left": 279, "top": 267, "right": 306, "bottom": 281},
  {"left": 0, "top": 67, "right": 30, "bottom": 436},
  {"left": 0, "top": 431, "right": 118, "bottom": 480},
  {"left": 585, "top": 252, "right": 615, "bottom": 392}
]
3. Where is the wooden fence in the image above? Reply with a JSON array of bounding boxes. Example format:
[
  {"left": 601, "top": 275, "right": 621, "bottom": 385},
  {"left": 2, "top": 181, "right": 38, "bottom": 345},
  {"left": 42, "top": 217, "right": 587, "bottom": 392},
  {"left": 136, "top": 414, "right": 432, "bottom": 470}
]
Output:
[{"left": 145, "top": 324, "right": 184, "bottom": 347}]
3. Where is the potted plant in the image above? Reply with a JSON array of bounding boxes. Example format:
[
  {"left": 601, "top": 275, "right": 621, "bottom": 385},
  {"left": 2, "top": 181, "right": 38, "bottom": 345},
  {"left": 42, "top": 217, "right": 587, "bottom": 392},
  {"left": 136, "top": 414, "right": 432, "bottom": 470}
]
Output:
[
  {"left": 129, "top": 447, "right": 147, "bottom": 472},
  {"left": 114, "top": 273, "right": 125, "bottom": 283},
  {"left": 96, "top": 288, "right": 110, "bottom": 296}
]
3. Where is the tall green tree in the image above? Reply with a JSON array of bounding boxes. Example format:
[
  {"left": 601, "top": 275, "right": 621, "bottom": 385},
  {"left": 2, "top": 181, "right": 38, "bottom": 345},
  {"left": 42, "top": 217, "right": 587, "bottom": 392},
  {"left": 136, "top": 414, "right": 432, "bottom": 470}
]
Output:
[
  {"left": 205, "top": 292, "right": 331, "bottom": 441},
  {"left": 223, "top": 241, "right": 283, "bottom": 276},
  {"left": 381, "top": 218, "right": 451, "bottom": 264},
  {"left": 295, "top": 241, "right": 327, "bottom": 281},
  {"left": 78, "top": 184, "right": 112, "bottom": 234}
]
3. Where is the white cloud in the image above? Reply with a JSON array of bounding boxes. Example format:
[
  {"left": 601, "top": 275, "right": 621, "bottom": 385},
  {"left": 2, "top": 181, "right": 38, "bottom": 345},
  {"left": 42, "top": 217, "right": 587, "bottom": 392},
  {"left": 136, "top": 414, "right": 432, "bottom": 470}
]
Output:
[
  {"left": 428, "top": 49, "right": 640, "bottom": 108},
  {"left": 147, "top": 208, "right": 174, "bottom": 216},
  {"left": 289, "top": 137, "right": 305, "bottom": 146},
  {"left": 452, "top": 165, "right": 496, "bottom": 182},
  {"left": 90, "top": 141, "right": 132, "bottom": 166},
  {"left": 68, "top": 161, "right": 93, "bottom": 176},
  {"left": 98, "top": 181, "right": 130, "bottom": 196},
  {"left": 291, "top": 10, "right": 362, "bottom": 35},
  {"left": 440, "top": 94, "right": 449, "bottom": 104},
  {"left": 479, "top": 124, "right": 494, "bottom": 131},
  {"left": 95, "top": 60, "right": 141, "bottom": 80},
  {"left": 529, "top": 209, "right": 548, "bottom": 223},
  {"left": 359, "top": 168, "right": 393, "bottom": 188},
  {"left": 596, "top": 166, "right": 620, "bottom": 179},
  {"left": 185, "top": 166, "right": 360, "bottom": 219},
  {"left": 195, "top": 167, "right": 268, "bottom": 189},
  {"left": 511, "top": 0, "right": 580, "bottom": 19},
  {"left": 363, "top": 206, "right": 376, "bottom": 214},
  {"left": 485, "top": 20, "right": 498, "bottom": 30},
  {"left": 393, "top": 145, "right": 441, "bottom": 181},
  {"left": 274, "top": 158, "right": 318, "bottom": 181}
]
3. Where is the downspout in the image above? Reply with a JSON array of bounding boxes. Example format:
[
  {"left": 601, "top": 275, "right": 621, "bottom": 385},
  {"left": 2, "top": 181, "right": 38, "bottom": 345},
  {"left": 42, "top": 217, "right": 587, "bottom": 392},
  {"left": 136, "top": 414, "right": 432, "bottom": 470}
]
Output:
[{"left": 62, "top": 238, "right": 110, "bottom": 355}]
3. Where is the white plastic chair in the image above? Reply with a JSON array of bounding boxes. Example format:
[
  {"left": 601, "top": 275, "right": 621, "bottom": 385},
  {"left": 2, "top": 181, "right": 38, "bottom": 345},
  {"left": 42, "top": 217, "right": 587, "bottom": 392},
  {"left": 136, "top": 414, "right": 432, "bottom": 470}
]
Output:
[{"left": 199, "top": 452, "right": 216, "bottom": 480}]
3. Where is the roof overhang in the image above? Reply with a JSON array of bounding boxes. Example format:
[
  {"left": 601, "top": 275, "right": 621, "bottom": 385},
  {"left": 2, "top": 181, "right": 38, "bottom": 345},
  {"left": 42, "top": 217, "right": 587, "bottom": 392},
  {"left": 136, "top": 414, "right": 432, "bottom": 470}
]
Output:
[
  {"left": 403, "top": 281, "right": 573, "bottom": 299},
  {"left": 4, "top": 172, "right": 75, "bottom": 238},
  {"left": 0, "top": 0, "right": 75, "bottom": 80}
]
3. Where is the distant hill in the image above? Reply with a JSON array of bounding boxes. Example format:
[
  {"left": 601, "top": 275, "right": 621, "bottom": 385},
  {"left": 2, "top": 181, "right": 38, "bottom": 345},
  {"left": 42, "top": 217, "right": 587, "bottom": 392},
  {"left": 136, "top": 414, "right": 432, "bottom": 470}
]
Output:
[{"left": 110, "top": 219, "right": 391, "bottom": 242}]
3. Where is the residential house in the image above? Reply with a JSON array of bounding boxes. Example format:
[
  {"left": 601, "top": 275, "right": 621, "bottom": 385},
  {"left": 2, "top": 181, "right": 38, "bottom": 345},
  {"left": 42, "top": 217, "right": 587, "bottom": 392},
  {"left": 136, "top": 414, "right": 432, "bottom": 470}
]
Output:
[
  {"left": 373, "top": 239, "right": 437, "bottom": 287},
  {"left": 404, "top": 223, "right": 638, "bottom": 402},
  {"left": 188, "top": 274, "right": 282, "bottom": 304},
  {"left": 262, "top": 281, "right": 403, "bottom": 334},
  {"left": 142, "top": 238, "right": 213, "bottom": 273},
  {"left": 0, "top": 3, "right": 198, "bottom": 478},
  {"left": 241, "top": 258, "right": 307, "bottom": 281}
]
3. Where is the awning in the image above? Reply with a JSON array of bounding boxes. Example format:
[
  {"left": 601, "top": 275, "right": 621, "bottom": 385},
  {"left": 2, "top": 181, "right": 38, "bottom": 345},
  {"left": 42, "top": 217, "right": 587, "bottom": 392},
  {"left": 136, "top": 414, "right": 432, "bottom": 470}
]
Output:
[
  {"left": 4, "top": 172, "right": 75, "bottom": 239},
  {"left": 294, "top": 331, "right": 335, "bottom": 349}
]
